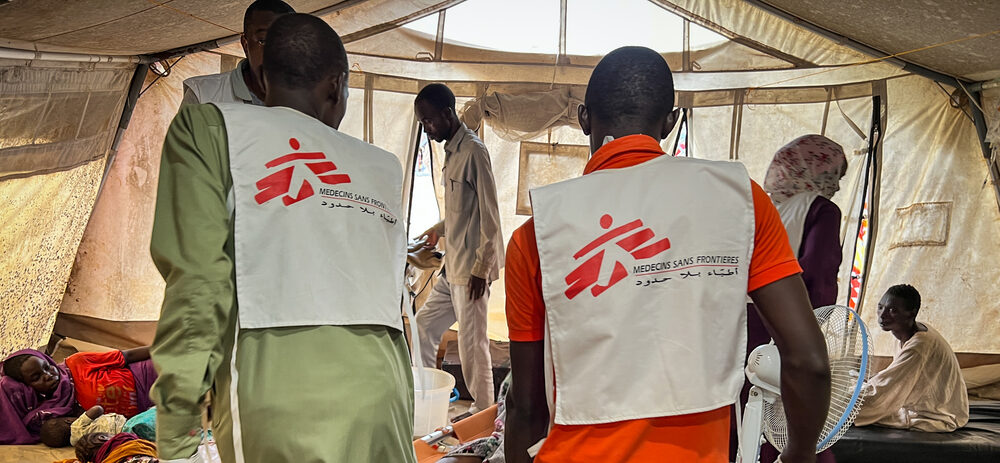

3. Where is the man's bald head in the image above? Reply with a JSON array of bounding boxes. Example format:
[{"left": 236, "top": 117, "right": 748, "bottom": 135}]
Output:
[
  {"left": 262, "top": 13, "right": 348, "bottom": 91},
  {"left": 585, "top": 46, "right": 675, "bottom": 129},
  {"left": 262, "top": 14, "right": 351, "bottom": 129},
  {"left": 579, "top": 46, "right": 678, "bottom": 152}
]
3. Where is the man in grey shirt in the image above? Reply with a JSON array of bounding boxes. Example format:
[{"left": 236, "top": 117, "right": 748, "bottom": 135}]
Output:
[
  {"left": 181, "top": 0, "right": 294, "bottom": 105},
  {"left": 414, "top": 83, "right": 504, "bottom": 412}
]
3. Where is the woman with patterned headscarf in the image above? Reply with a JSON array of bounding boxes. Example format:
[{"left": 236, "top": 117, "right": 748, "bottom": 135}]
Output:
[
  {"left": 763, "top": 134, "right": 847, "bottom": 306},
  {"left": 733, "top": 134, "right": 847, "bottom": 463}
]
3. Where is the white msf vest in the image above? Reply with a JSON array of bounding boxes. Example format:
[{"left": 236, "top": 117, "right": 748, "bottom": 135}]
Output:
[
  {"left": 218, "top": 103, "right": 405, "bottom": 331},
  {"left": 530, "top": 154, "right": 754, "bottom": 425},
  {"left": 774, "top": 192, "right": 820, "bottom": 257}
]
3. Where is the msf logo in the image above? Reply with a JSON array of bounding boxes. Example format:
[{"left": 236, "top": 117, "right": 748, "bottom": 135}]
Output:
[
  {"left": 255, "top": 138, "right": 351, "bottom": 206},
  {"left": 564, "top": 214, "right": 671, "bottom": 300}
]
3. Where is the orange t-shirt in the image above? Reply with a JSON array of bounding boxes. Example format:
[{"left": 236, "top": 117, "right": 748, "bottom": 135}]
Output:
[
  {"left": 505, "top": 134, "right": 801, "bottom": 463},
  {"left": 65, "top": 350, "right": 140, "bottom": 417}
]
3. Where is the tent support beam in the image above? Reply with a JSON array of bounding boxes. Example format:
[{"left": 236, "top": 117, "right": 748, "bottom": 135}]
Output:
[
  {"left": 968, "top": 90, "right": 1000, "bottom": 211},
  {"left": 557, "top": 0, "right": 568, "bottom": 65},
  {"left": 433, "top": 10, "right": 446, "bottom": 60},
  {"left": 743, "top": 0, "right": 969, "bottom": 87},
  {"left": 0, "top": 46, "right": 144, "bottom": 63},
  {"left": 968, "top": 78, "right": 1000, "bottom": 93},
  {"left": 648, "top": 0, "right": 814, "bottom": 68}
]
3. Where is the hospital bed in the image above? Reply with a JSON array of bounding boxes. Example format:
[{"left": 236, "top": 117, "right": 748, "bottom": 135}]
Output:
[{"left": 830, "top": 401, "right": 1000, "bottom": 463}]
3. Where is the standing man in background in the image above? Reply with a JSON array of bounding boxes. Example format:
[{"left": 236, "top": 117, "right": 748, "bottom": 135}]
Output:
[
  {"left": 413, "top": 83, "right": 504, "bottom": 413},
  {"left": 181, "top": 0, "right": 294, "bottom": 105}
]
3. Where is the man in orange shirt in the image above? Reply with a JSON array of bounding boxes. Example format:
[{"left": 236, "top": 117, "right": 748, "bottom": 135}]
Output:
[{"left": 503, "top": 46, "right": 831, "bottom": 463}]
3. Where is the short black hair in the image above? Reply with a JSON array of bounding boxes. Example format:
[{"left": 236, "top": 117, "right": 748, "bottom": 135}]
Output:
[
  {"left": 585, "top": 46, "right": 675, "bottom": 128},
  {"left": 886, "top": 284, "right": 921, "bottom": 314},
  {"left": 40, "top": 417, "right": 72, "bottom": 447},
  {"left": 415, "top": 83, "right": 456, "bottom": 111},
  {"left": 76, "top": 432, "right": 113, "bottom": 463},
  {"left": 2, "top": 354, "right": 31, "bottom": 382},
  {"left": 262, "top": 13, "right": 348, "bottom": 90},
  {"left": 244, "top": 0, "right": 295, "bottom": 32}
]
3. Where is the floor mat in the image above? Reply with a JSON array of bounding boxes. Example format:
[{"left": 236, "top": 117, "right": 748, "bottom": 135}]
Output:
[{"left": 0, "top": 445, "right": 75, "bottom": 463}]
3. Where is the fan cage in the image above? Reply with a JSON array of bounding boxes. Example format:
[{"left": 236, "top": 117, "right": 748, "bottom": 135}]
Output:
[{"left": 763, "top": 305, "right": 872, "bottom": 453}]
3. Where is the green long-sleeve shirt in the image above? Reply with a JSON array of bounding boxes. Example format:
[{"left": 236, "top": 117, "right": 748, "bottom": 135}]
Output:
[
  {"left": 150, "top": 104, "right": 233, "bottom": 458},
  {"left": 150, "top": 104, "right": 415, "bottom": 462}
]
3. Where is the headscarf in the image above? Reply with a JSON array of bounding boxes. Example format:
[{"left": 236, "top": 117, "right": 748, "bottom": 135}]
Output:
[
  {"left": 94, "top": 432, "right": 156, "bottom": 463},
  {"left": 0, "top": 349, "right": 77, "bottom": 444},
  {"left": 763, "top": 134, "right": 847, "bottom": 203}
]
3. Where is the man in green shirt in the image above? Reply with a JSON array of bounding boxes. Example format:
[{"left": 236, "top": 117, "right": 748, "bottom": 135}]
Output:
[{"left": 150, "top": 14, "right": 416, "bottom": 463}]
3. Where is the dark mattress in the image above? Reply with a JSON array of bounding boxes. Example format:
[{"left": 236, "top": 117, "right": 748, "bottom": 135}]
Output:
[{"left": 830, "top": 401, "right": 1000, "bottom": 463}]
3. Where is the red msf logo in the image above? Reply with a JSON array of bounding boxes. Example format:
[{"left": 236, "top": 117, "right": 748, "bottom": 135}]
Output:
[
  {"left": 255, "top": 138, "right": 351, "bottom": 206},
  {"left": 564, "top": 214, "right": 671, "bottom": 300}
]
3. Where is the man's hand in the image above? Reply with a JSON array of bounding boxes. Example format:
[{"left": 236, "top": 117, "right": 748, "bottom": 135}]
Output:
[
  {"left": 469, "top": 276, "right": 487, "bottom": 301},
  {"left": 421, "top": 228, "right": 441, "bottom": 248}
]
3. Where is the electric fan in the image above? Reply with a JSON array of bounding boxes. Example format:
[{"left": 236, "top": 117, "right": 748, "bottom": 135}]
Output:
[{"left": 739, "top": 305, "right": 871, "bottom": 463}]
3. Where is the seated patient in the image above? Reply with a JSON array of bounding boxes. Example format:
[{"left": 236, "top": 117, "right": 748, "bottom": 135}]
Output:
[
  {"left": 75, "top": 432, "right": 157, "bottom": 463},
  {"left": 0, "top": 347, "right": 157, "bottom": 445},
  {"left": 855, "top": 284, "right": 969, "bottom": 432}
]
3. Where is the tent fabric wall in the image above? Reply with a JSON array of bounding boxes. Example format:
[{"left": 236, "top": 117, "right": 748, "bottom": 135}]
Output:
[
  {"left": 0, "top": 58, "right": 133, "bottom": 357},
  {"left": 984, "top": 86, "right": 1000, "bottom": 208},
  {"left": 55, "top": 52, "right": 224, "bottom": 349},
  {"left": 0, "top": 159, "right": 107, "bottom": 357},
  {"left": 860, "top": 75, "right": 1000, "bottom": 355},
  {"left": 0, "top": 59, "right": 133, "bottom": 180}
]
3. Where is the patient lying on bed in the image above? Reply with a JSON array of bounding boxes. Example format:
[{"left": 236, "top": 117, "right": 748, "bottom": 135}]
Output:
[{"left": 855, "top": 284, "right": 969, "bottom": 432}]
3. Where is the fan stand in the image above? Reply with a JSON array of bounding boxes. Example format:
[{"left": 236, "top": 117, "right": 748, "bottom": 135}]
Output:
[{"left": 739, "top": 385, "right": 777, "bottom": 463}]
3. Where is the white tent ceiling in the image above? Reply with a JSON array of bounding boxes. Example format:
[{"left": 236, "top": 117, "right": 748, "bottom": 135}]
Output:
[
  {"left": 0, "top": 0, "right": 997, "bottom": 82},
  {"left": 756, "top": 0, "right": 1000, "bottom": 81}
]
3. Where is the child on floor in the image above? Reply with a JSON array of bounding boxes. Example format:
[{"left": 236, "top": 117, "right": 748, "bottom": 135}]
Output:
[
  {"left": 0, "top": 347, "right": 157, "bottom": 445},
  {"left": 75, "top": 432, "right": 157, "bottom": 463},
  {"left": 72, "top": 406, "right": 127, "bottom": 446}
]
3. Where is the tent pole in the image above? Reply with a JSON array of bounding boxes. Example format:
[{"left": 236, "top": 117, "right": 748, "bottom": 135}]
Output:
[
  {"left": 97, "top": 64, "right": 150, "bottom": 199},
  {"left": 0, "top": 46, "right": 144, "bottom": 64},
  {"left": 968, "top": 90, "right": 1000, "bottom": 211},
  {"left": 557, "top": 0, "right": 568, "bottom": 65},
  {"left": 433, "top": 10, "right": 446, "bottom": 61},
  {"left": 742, "top": 0, "right": 970, "bottom": 87}
]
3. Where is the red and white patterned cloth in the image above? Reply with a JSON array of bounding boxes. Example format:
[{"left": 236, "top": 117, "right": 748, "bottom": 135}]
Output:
[{"left": 763, "top": 134, "right": 847, "bottom": 203}]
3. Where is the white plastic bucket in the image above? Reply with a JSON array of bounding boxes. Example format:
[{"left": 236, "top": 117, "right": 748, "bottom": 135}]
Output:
[{"left": 412, "top": 367, "right": 456, "bottom": 436}]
